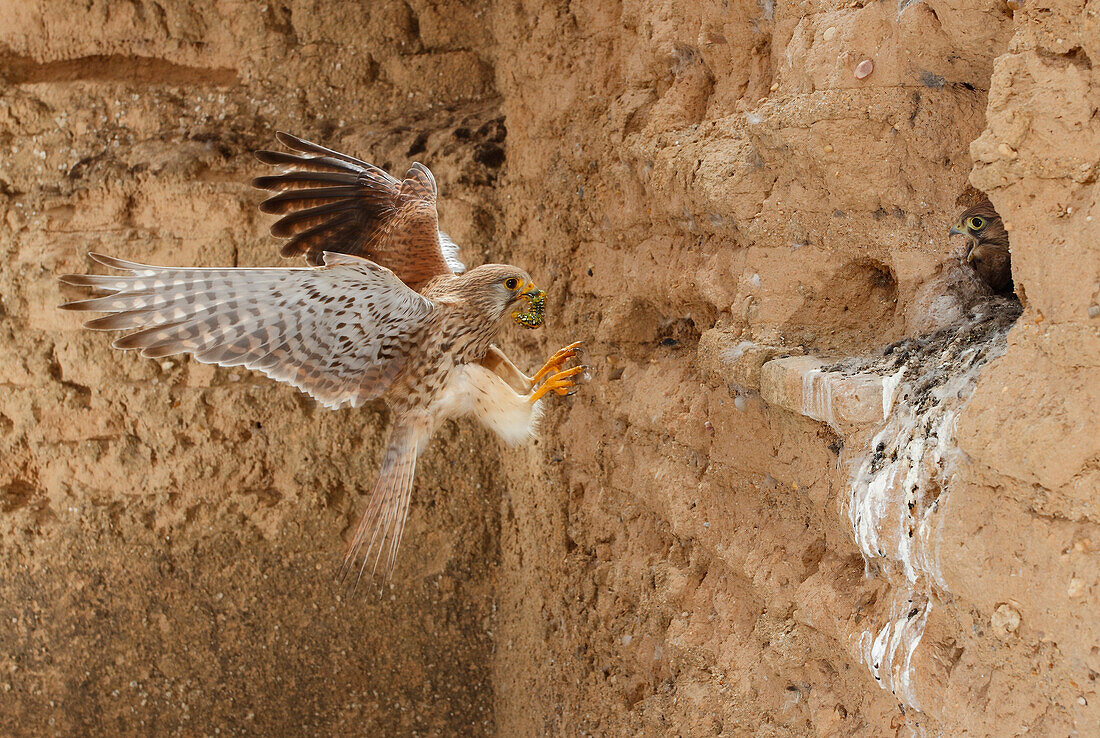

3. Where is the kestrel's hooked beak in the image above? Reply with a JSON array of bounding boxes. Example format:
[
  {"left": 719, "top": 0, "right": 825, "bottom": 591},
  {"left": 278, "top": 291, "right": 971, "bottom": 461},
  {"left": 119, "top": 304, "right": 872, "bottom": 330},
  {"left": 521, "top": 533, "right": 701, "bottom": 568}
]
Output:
[
  {"left": 520, "top": 282, "right": 543, "bottom": 301},
  {"left": 948, "top": 223, "right": 976, "bottom": 262}
]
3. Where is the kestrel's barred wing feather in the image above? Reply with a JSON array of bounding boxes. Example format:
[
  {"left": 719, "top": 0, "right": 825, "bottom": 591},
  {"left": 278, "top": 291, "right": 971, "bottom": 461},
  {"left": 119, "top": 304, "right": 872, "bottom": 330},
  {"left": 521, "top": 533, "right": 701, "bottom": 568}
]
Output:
[
  {"left": 59, "top": 252, "right": 434, "bottom": 409},
  {"left": 437, "top": 231, "right": 464, "bottom": 275},
  {"left": 253, "top": 132, "right": 465, "bottom": 290}
]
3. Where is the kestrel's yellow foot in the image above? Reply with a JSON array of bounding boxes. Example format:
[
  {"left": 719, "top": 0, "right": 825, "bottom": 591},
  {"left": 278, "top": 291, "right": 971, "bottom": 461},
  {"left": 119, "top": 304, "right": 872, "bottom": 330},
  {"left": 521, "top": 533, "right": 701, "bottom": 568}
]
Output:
[
  {"left": 530, "top": 341, "right": 584, "bottom": 386},
  {"left": 528, "top": 365, "right": 587, "bottom": 404}
]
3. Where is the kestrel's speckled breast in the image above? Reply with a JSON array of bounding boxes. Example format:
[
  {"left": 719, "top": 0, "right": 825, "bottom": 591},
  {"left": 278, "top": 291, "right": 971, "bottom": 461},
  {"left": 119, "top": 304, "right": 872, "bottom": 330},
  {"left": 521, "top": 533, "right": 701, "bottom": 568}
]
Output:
[{"left": 386, "top": 300, "right": 501, "bottom": 415}]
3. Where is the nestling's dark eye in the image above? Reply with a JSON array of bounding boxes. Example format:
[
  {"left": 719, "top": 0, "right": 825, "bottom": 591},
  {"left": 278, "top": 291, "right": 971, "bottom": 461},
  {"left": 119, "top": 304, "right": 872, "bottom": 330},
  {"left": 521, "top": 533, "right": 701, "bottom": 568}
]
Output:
[
  {"left": 967, "top": 216, "right": 985, "bottom": 230},
  {"left": 504, "top": 277, "right": 520, "bottom": 290}
]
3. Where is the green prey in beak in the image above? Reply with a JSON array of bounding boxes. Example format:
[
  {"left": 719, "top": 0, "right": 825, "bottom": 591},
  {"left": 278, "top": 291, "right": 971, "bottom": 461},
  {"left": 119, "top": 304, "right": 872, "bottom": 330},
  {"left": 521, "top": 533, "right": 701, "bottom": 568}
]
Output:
[{"left": 512, "top": 282, "right": 546, "bottom": 329}]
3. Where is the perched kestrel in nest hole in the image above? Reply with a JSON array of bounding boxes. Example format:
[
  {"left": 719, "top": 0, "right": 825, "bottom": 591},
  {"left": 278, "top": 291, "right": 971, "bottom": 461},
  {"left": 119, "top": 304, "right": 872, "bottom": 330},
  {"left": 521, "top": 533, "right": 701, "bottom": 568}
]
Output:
[
  {"left": 949, "top": 198, "right": 1013, "bottom": 295},
  {"left": 60, "top": 132, "right": 585, "bottom": 586}
]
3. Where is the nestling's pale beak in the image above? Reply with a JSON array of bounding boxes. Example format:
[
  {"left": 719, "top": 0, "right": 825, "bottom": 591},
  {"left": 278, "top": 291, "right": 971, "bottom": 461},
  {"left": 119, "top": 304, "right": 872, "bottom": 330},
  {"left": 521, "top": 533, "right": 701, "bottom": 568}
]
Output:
[{"left": 948, "top": 223, "right": 976, "bottom": 261}]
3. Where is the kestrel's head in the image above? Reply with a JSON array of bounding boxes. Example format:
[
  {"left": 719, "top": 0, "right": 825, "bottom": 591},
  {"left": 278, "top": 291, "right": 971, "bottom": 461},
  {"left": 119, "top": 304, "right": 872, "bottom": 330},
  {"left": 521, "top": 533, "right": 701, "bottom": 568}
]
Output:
[
  {"left": 949, "top": 199, "right": 1007, "bottom": 264},
  {"left": 456, "top": 263, "right": 546, "bottom": 328}
]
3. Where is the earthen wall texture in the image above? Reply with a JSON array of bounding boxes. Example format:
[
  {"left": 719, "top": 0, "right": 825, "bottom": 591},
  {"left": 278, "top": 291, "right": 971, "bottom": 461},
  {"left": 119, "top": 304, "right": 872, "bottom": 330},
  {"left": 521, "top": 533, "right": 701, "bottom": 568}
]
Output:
[{"left": 1, "top": 1, "right": 1096, "bottom": 735}]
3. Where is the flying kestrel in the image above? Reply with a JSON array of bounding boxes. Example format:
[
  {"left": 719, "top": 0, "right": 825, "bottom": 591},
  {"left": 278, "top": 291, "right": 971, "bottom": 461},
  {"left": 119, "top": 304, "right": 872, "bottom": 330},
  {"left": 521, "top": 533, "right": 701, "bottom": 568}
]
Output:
[
  {"left": 60, "top": 132, "right": 585, "bottom": 585},
  {"left": 949, "top": 198, "right": 1013, "bottom": 295}
]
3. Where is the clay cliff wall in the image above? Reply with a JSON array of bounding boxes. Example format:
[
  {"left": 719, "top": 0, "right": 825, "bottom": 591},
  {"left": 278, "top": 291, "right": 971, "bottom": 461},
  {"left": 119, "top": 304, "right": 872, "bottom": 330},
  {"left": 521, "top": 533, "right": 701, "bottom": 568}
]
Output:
[{"left": 0, "top": 0, "right": 1096, "bottom": 735}]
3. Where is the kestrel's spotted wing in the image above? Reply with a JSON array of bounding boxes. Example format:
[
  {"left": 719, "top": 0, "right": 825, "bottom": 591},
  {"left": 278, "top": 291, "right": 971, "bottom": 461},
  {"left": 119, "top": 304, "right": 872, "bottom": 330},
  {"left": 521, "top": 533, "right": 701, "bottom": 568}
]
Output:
[
  {"left": 59, "top": 252, "right": 434, "bottom": 409},
  {"left": 253, "top": 132, "right": 465, "bottom": 289}
]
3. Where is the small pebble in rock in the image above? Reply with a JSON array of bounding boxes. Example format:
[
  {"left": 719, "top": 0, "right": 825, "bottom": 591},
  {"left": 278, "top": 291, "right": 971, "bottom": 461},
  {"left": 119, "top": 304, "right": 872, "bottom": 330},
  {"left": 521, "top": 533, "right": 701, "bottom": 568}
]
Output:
[
  {"left": 991, "top": 603, "right": 1021, "bottom": 636},
  {"left": 823, "top": 27, "right": 837, "bottom": 42},
  {"left": 823, "top": 144, "right": 834, "bottom": 153},
  {"left": 854, "top": 59, "right": 874, "bottom": 79},
  {"left": 770, "top": 82, "right": 779, "bottom": 92}
]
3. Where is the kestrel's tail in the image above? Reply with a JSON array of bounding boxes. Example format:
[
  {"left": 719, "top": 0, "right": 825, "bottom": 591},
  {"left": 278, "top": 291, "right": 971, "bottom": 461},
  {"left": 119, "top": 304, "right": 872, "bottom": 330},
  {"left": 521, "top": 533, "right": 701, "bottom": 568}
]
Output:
[{"left": 339, "top": 414, "right": 432, "bottom": 590}]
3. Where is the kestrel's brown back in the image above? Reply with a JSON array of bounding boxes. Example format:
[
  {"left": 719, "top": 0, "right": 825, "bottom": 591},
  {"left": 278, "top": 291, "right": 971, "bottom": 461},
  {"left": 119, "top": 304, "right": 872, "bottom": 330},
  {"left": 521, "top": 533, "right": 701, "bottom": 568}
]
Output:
[{"left": 253, "top": 132, "right": 465, "bottom": 291}]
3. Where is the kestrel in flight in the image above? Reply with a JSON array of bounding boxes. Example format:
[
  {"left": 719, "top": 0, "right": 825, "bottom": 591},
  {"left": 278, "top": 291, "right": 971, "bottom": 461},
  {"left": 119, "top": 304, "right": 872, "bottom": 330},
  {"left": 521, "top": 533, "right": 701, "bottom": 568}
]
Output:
[
  {"left": 60, "top": 132, "right": 585, "bottom": 585},
  {"left": 949, "top": 198, "right": 1013, "bottom": 295}
]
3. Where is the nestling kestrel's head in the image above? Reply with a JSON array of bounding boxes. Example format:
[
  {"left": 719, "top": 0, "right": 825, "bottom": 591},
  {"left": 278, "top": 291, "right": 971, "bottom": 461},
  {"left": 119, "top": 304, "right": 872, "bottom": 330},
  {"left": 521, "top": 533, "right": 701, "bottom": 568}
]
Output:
[
  {"left": 452, "top": 263, "right": 546, "bottom": 328},
  {"left": 949, "top": 199, "right": 1013, "bottom": 294}
]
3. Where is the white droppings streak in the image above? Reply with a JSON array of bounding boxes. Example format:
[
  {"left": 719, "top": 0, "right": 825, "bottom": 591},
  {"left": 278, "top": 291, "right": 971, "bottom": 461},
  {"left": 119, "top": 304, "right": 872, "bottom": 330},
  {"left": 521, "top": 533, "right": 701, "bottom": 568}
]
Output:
[
  {"left": 861, "top": 594, "right": 930, "bottom": 709},
  {"left": 882, "top": 366, "right": 905, "bottom": 418},
  {"left": 800, "top": 367, "right": 833, "bottom": 426},
  {"left": 720, "top": 340, "right": 759, "bottom": 366},
  {"left": 848, "top": 351, "right": 1002, "bottom": 586},
  {"left": 842, "top": 299, "right": 1019, "bottom": 710}
]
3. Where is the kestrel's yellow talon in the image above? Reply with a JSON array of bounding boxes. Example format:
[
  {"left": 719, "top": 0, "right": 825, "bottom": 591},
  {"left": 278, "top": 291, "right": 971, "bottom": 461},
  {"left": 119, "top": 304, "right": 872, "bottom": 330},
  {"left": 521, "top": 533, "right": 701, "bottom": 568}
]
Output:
[
  {"left": 530, "top": 341, "right": 584, "bottom": 385},
  {"left": 528, "top": 365, "right": 586, "bottom": 404}
]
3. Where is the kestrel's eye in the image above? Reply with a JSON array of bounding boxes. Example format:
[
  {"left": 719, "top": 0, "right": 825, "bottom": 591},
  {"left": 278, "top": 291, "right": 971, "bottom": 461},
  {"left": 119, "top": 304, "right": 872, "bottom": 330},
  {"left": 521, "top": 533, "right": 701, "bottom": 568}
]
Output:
[
  {"left": 504, "top": 277, "right": 520, "bottom": 290},
  {"left": 966, "top": 216, "right": 985, "bottom": 230}
]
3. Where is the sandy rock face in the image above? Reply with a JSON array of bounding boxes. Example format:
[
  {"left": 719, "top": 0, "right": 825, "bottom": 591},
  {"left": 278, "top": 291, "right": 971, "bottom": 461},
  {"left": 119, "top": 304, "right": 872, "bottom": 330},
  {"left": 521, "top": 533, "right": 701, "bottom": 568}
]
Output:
[
  {"left": 1, "top": 2, "right": 503, "bottom": 735},
  {"left": 1, "top": 0, "right": 1096, "bottom": 736}
]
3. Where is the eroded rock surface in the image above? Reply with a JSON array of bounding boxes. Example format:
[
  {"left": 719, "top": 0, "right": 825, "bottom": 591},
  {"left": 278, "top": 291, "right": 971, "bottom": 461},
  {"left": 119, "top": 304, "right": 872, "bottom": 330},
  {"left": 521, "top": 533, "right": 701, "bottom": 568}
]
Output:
[{"left": 1, "top": 0, "right": 1096, "bottom": 735}]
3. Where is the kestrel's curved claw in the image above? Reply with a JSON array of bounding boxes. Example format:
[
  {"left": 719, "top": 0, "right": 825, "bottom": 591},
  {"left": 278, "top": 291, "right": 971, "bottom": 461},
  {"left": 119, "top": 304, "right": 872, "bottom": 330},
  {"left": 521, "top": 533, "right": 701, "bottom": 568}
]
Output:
[
  {"left": 528, "top": 365, "right": 587, "bottom": 404},
  {"left": 530, "top": 341, "right": 583, "bottom": 386}
]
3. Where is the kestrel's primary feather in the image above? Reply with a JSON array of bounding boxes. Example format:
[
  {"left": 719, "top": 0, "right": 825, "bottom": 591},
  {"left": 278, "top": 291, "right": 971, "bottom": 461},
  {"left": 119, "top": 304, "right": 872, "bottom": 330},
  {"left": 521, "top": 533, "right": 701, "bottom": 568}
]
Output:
[
  {"left": 59, "top": 134, "right": 586, "bottom": 587},
  {"left": 60, "top": 252, "right": 433, "bottom": 409},
  {"left": 253, "top": 132, "right": 465, "bottom": 289}
]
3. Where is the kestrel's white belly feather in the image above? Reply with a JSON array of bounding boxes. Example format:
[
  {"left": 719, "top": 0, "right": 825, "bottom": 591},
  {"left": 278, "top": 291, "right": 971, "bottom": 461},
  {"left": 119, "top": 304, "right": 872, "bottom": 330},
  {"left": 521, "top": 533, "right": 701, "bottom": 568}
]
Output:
[{"left": 432, "top": 363, "right": 542, "bottom": 446}]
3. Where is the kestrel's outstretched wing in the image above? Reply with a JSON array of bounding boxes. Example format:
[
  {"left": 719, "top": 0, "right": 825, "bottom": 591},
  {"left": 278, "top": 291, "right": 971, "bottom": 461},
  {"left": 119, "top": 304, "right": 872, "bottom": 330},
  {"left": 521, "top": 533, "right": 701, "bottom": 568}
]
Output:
[
  {"left": 59, "top": 252, "right": 434, "bottom": 409},
  {"left": 253, "top": 132, "right": 465, "bottom": 290}
]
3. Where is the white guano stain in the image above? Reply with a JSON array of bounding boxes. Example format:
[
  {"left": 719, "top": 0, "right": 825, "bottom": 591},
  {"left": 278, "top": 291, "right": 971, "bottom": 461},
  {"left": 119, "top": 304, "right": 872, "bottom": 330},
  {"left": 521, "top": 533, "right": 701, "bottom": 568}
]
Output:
[{"left": 842, "top": 302, "right": 1017, "bottom": 710}]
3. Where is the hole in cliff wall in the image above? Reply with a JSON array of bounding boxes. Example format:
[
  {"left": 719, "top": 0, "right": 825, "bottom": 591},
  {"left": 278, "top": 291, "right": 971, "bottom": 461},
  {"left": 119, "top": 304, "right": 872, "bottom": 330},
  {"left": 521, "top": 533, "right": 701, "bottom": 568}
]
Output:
[
  {"left": 930, "top": 186, "right": 1024, "bottom": 327},
  {"left": 656, "top": 315, "right": 701, "bottom": 351},
  {"left": 1, "top": 479, "right": 38, "bottom": 513},
  {"left": 597, "top": 297, "right": 706, "bottom": 357},
  {"left": 782, "top": 260, "right": 900, "bottom": 356},
  {"left": 0, "top": 53, "right": 238, "bottom": 86}
]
